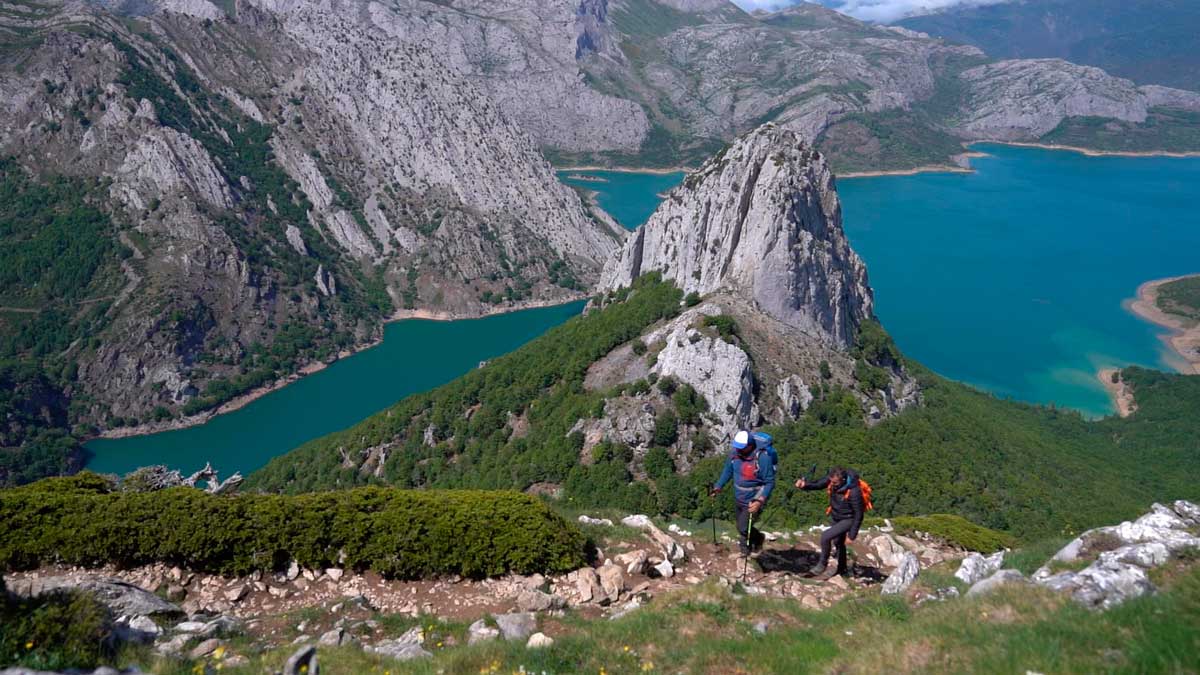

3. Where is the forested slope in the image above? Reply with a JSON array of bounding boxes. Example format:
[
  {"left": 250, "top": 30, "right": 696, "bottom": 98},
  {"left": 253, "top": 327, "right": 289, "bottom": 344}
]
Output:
[{"left": 247, "top": 278, "right": 1200, "bottom": 540}]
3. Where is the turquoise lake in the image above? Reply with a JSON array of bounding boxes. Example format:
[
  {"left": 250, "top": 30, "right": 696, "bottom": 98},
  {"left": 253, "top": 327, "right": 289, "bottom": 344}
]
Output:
[
  {"left": 87, "top": 145, "right": 1200, "bottom": 476},
  {"left": 559, "top": 170, "right": 685, "bottom": 230},
  {"left": 85, "top": 302, "right": 585, "bottom": 476},
  {"left": 837, "top": 144, "right": 1200, "bottom": 417},
  {"left": 567, "top": 146, "right": 1200, "bottom": 418}
]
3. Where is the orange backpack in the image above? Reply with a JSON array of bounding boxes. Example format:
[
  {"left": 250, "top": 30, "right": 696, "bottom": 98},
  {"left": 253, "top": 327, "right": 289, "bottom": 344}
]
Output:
[{"left": 826, "top": 477, "right": 874, "bottom": 514}]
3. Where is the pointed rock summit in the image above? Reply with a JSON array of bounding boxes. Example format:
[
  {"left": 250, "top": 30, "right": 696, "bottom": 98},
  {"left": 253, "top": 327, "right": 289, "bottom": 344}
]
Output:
[{"left": 599, "top": 124, "right": 872, "bottom": 348}]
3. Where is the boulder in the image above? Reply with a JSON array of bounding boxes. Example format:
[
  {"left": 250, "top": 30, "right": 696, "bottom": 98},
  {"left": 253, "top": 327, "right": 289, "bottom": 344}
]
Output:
[
  {"left": 1173, "top": 500, "right": 1200, "bottom": 525},
  {"left": 1098, "top": 542, "right": 1170, "bottom": 569},
  {"left": 652, "top": 559, "right": 675, "bottom": 578},
  {"left": 224, "top": 585, "right": 249, "bottom": 603},
  {"left": 620, "top": 515, "right": 686, "bottom": 561},
  {"left": 13, "top": 577, "right": 183, "bottom": 619},
  {"left": 572, "top": 567, "right": 603, "bottom": 604},
  {"left": 188, "top": 638, "right": 223, "bottom": 659},
  {"left": 578, "top": 515, "right": 614, "bottom": 527},
  {"left": 325, "top": 568, "right": 345, "bottom": 582},
  {"left": 284, "top": 646, "right": 318, "bottom": 675},
  {"left": 615, "top": 550, "right": 649, "bottom": 575},
  {"left": 318, "top": 627, "right": 357, "bottom": 647},
  {"left": 494, "top": 612, "right": 537, "bottom": 641},
  {"left": 1037, "top": 561, "right": 1155, "bottom": 610},
  {"left": 869, "top": 534, "right": 909, "bottom": 569},
  {"left": 966, "top": 569, "right": 1026, "bottom": 597},
  {"left": 515, "top": 589, "right": 564, "bottom": 612},
  {"left": 127, "top": 615, "right": 161, "bottom": 638},
  {"left": 526, "top": 632, "right": 554, "bottom": 649},
  {"left": 880, "top": 552, "right": 919, "bottom": 595},
  {"left": 368, "top": 627, "right": 432, "bottom": 662},
  {"left": 467, "top": 619, "right": 500, "bottom": 645},
  {"left": 954, "top": 551, "right": 1005, "bottom": 586},
  {"left": 155, "top": 633, "right": 191, "bottom": 656},
  {"left": 596, "top": 563, "right": 626, "bottom": 604}
]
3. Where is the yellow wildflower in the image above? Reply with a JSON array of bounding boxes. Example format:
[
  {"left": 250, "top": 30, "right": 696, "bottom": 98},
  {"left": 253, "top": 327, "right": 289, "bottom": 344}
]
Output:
[
  {"left": 642, "top": 662, "right": 655, "bottom": 672},
  {"left": 213, "top": 646, "right": 226, "bottom": 659},
  {"left": 24, "top": 642, "right": 33, "bottom": 650}
]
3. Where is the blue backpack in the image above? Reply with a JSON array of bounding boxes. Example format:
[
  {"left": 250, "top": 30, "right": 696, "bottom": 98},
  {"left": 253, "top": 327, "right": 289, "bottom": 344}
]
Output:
[{"left": 753, "top": 431, "right": 779, "bottom": 467}]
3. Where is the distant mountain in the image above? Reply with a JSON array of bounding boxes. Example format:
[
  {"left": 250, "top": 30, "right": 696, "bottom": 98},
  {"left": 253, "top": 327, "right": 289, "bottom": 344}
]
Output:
[
  {"left": 0, "top": 0, "right": 622, "bottom": 469},
  {"left": 898, "top": 0, "right": 1200, "bottom": 93},
  {"left": 551, "top": 1, "right": 1200, "bottom": 172}
]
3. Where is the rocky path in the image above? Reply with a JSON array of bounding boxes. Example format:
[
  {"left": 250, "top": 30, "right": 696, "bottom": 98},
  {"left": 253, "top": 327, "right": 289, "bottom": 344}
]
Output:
[{"left": 6, "top": 501, "right": 1195, "bottom": 673}]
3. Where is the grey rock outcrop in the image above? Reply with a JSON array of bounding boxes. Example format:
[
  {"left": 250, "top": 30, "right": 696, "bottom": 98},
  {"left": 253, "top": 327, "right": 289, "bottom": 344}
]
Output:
[
  {"left": 880, "top": 552, "right": 920, "bottom": 595},
  {"left": 1031, "top": 500, "right": 1200, "bottom": 609},
  {"left": 0, "top": 0, "right": 622, "bottom": 428},
  {"left": 953, "top": 59, "right": 1200, "bottom": 140},
  {"left": 870, "top": 534, "right": 910, "bottom": 570},
  {"left": 966, "top": 569, "right": 1026, "bottom": 597},
  {"left": 954, "top": 551, "right": 1005, "bottom": 586},
  {"left": 367, "top": 627, "right": 431, "bottom": 661},
  {"left": 494, "top": 612, "right": 538, "bottom": 641},
  {"left": 9, "top": 577, "right": 183, "bottom": 619},
  {"left": 601, "top": 125, "right": 871, "bottom": 349},
  {"left": 467, "top": 619, "right": 500, "bottom": 645}
]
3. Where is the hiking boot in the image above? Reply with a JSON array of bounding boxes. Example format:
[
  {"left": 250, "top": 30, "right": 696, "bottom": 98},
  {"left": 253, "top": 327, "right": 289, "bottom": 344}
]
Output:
[
  {"left": 807, "top": 562, "right": 827, "bottom": 576},
  {"left": 738, "top": 544, "right": 751, "bottom": 558}
]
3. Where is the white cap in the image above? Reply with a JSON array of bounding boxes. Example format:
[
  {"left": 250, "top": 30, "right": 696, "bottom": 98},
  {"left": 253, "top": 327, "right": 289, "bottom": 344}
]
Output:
[{"left": 731, "top": 430, "right": 751, "bottom": 449}]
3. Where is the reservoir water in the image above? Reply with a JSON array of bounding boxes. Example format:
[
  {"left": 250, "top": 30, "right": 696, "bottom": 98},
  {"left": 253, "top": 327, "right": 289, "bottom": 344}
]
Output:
[
  {"left": 568, "top": 146, "right": 1200, "bottom": 418},
  {"left": 560, "top": 170, "right": 686, "bottom": 230},
  {"left": 85, "top": 302, "right": 585, "bottom": 476},
  {"left": 88, "top": 146, "right": 1200, "bottom": 475}
]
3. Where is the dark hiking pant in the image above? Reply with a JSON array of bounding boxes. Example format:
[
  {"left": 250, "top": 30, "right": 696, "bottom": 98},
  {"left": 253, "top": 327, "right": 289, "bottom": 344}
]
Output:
[
  {"left": 818, "top": 518, "right": 854, "bottom": 574},
  {"left": 735, "top": 502, "right": 763, "bottom": 553}
]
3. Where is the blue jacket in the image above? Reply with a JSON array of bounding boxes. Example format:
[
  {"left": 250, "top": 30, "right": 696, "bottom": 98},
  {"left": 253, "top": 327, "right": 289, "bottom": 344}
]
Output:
[{"left": 714, "top": 448, "right": 776, "bottom": 506}]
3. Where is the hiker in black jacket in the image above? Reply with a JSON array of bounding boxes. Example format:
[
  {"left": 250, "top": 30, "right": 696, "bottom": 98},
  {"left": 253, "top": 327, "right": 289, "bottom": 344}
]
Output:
[{"left": 796, "top": 467, "right": 865, "bottom": 576}]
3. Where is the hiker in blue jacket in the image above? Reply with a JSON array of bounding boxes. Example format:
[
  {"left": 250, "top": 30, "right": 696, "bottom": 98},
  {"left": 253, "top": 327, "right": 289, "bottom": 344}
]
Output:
[{"left": 710, "top": 430, "right": 776, "bottom": 557}]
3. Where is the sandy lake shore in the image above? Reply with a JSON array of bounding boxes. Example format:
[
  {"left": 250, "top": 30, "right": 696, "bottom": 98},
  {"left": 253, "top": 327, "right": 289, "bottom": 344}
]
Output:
[
  {"left": 975, "top": 141, "right": 1200, "bottom": 159},
  {"left": 93, "top": 295, "right": 587, "bottom": 442},
  {"left": 1098, "top": 368, "right": 1137, "bottom": 418},
  {"left": 1127, "top": 274, "right": 1200, "bottom": 375}
]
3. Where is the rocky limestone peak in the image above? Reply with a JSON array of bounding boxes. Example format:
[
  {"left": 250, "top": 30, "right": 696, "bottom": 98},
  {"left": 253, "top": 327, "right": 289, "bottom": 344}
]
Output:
[{"left": 600, "top": 124, "right": 873, "bottom": 348}]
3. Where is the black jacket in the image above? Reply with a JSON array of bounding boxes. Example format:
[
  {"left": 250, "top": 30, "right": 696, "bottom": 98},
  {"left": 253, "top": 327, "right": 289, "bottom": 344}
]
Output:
[{"left": 803, "top": 472, "right": 866, "bottom": 539}]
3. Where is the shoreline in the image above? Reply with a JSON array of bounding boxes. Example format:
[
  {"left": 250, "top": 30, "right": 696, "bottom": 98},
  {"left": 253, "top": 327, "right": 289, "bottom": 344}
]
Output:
[
  {"left": 838, "top": 164, "right": 973, "bottom": 179},
  {"left": 90, "top": 294, "right": 588, "bottom": 443},
  {"left": 1125, "top": 274, "right": 1200, "bottom": 375},
  {"left": 1097, "top": 368, "right": 1137, "bottom": 419},
  {"left": 970, "top": 141, "right": 1200, "bottom": 159},
  {"left": 555, "top": 164, "right": 691, "bottom": 175}
]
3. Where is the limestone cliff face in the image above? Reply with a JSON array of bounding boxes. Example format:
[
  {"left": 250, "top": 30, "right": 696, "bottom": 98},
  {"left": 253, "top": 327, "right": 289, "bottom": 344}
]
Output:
[
  {"left": 583, "top": 124, "right": 916, "bottom": 458},
  {"left": 955, "top": 59, "right": 1200, "bottom": 140},
  {"left": 601, "top": 124, "right": 871, "bottom": 348},
  {"left": 0, "top": 0, "right": 620, "bottom": 426}
]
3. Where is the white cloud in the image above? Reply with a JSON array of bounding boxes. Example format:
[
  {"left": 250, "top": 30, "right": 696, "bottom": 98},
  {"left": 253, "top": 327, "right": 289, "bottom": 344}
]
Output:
[{"left": 730, "top": 0, "right": 1013, "bottom": 23}]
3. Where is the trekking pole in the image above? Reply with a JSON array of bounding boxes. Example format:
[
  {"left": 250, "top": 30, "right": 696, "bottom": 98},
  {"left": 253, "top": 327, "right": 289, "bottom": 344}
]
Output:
[
  {"left": 742, "top": 510, "right": 755, "bottom": 583},
  {"left": 711, "top": 510, "right": 718, "bottom": 546}
]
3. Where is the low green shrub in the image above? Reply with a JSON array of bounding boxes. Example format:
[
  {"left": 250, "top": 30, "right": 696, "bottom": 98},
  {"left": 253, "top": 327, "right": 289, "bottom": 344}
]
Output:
[
  {"left": 0, "top": 578, "right": 115, "bottom": 671},
  {"left": 866, "top": 514, "right": 1015, "bottom": 552},
  {"left": 0, "top": 476, "right": 586, "bottom": 579}
]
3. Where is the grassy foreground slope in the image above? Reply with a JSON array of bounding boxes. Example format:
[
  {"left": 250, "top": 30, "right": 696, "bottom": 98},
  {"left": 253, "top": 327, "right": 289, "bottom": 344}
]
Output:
[
  {"left": 247, "top": 279, "right": 1200, "bottom": 540},
  {"left": 20, "top": 560, "right": 1198, "bottom": 674}
]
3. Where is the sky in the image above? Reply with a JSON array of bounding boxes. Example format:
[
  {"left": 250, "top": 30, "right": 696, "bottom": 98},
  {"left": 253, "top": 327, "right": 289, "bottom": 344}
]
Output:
[{"left": 730, "top": 0, "right": 1012, "bottom": 23}]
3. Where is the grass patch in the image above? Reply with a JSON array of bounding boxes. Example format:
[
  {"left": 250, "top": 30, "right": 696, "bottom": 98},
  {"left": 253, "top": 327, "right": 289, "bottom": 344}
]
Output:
[{"left": 1157, "top": 275, "right": 1200, "bottom": 324}]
